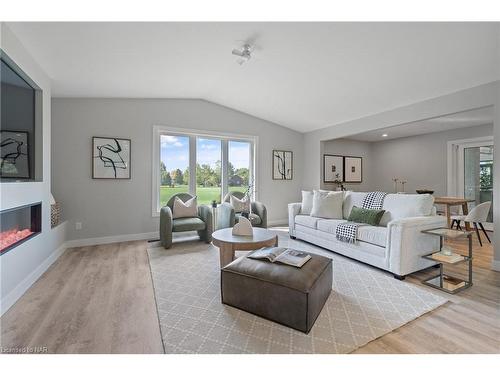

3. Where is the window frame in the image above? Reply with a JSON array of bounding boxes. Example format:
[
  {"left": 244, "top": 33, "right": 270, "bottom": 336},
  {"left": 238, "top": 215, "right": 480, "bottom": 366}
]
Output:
[{"left": 152, "top": 125, "right": 258, "bottom": 217}]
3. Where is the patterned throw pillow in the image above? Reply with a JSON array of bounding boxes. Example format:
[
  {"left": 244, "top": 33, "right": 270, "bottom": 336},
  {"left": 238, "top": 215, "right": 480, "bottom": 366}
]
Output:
[
  {"left": 173, "top": 196, "right": 198, "bottom": 218},
  {"left": 230, "top": 195, "right": 251, "bottom": 213}
]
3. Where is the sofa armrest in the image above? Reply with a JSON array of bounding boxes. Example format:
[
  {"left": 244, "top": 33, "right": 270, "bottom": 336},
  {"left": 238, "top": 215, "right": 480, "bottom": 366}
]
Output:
[
  {"left": 387, "top": 215, "right": 447, "bottom": 276},
  {"left": 159, "top": 206, "right": 173, "bottom": 248},
  {"left": 288, "top": 203, "right": 302, "bottom": 237},
  {"left": 217, "top": 202, "right": 235, "bottom": 230},
  {"left": 251, "top": 201, "right": 267, "bottom": 228},
  {"left": 198, "top": 205, "right": 213, "bottom": 236}
]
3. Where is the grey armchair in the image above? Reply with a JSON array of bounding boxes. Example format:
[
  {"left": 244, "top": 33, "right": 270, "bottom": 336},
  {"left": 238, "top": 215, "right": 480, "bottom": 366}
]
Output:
[
  {"left": 159, "top": 193, "right": 213, "bottom": 249},
  {"left": 217, "top": 191, "right": 267, "bottom": 229}
]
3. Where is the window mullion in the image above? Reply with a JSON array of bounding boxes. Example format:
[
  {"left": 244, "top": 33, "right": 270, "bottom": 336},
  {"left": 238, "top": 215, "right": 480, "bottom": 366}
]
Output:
[
  {"left": 221, "top": 139, "right": 229, "bottom": 201},
  {"left": 189, "top": 136, "right": 197, "bottom": 196}
]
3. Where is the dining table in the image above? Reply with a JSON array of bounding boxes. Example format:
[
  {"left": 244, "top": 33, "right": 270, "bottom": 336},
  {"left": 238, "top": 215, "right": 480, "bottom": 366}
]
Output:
[{"left": 433, "top": 196, "right": 476, "bottom": 231}]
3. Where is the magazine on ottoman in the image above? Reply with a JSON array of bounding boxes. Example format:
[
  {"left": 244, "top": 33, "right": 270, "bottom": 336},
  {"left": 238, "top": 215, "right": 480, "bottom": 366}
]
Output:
[{"left": 248, "top": 247, "right": 311, "bottom": 268}]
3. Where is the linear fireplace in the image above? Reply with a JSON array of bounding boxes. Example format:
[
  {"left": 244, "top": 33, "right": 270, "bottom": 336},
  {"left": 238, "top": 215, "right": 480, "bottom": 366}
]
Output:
[{"left": 0, "top": 202, "right": 41, "bottom": 255}]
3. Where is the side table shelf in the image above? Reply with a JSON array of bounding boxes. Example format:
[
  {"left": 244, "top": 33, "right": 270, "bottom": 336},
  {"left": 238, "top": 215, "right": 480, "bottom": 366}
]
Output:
[{"left": 420, "top": 227, "right": 473, "bottom": 294}]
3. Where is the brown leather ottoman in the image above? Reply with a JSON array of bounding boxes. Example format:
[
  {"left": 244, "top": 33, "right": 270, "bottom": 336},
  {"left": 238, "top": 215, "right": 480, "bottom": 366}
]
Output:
[{"left": 221, "top": 251, "right": 332, "bottom": 333}]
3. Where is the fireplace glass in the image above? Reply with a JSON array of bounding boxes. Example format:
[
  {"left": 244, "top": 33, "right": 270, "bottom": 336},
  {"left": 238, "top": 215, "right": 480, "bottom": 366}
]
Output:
[{"left": 0, "top": 202, "right": 41, "bottom": 255}]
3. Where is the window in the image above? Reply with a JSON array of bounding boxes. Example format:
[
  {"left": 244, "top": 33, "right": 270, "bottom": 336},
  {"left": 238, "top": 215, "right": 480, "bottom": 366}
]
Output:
[
  {"left": 228, "top": 140, "right": 251, "bottom": 195},
  {"left": 153, "top": 127, "right": 256, "bottom": 215},
  {"left": 160, "top": 135, "right": 190, "bottom": 207},
  {"left": 196, "top": 138, "right": 222, "bottom": 205}
]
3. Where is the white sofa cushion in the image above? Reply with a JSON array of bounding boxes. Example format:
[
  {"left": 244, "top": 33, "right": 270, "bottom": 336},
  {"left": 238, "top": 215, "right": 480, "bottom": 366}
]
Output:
[
  {"left": 316, "top": 219, "right": 347, "bottom": 234},
  {"left": 379, "top": 194, "right": 435, "bottom": 226},
  {"left": 357, "top": 226, "right": 387, "bottom": 247},
  {"left": 317, "top": 219, "right": 387, "bottom": 247},
  {"left": 342, "top": 191, "right": 367, "bottom": 219},
  {"left": 310, "top": 190, "right": 344, "bottom": 219},
  {"left": 300, "top": 190, "right": 314, "bottom": 214},
  {"left": 294, "top": 215, "right": 322, "bottom": 229}
]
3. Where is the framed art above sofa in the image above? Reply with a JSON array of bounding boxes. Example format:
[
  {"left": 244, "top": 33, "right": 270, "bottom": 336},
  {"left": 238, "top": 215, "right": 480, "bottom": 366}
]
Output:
[
  {"left": 323, "top": 154, "right": 344, "bottom": 183},
  {"left": 344, "top": 156, "right": 362, "bottom": 183}
]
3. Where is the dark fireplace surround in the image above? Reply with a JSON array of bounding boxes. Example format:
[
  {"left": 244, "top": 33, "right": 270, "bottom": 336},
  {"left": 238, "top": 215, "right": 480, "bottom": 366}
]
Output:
[{"left": 0, "top": 202, "right": 41, "bottom": 255}]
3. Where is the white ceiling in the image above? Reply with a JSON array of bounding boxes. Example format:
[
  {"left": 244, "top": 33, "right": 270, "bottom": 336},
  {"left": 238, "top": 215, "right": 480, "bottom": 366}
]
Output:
[
  {"left": 344, "top": 106, "right": 494, "bottom": 142},
  {"left": 6, "top": 22, "right": 500, "bottom": 133}
]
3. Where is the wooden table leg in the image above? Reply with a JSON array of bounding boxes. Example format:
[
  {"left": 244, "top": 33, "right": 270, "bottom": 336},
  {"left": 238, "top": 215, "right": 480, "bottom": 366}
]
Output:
[
  {"left": 444, "top": 204, "right": 451, "bottom": 229},
  {"left": 219, "top": 243, "right": 234, "bottom": 268},
  {"left": 462, "top": 202, "right": 471, "bottom": 231}
]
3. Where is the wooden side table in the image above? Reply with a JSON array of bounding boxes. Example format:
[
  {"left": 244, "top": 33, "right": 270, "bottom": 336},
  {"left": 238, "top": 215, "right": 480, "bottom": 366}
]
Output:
[
  {"left": 420, "top": 228, "right": 473, "bottom": 294},
  {"left": 212, "top": 228, "right": 278, "bottom": 268}
]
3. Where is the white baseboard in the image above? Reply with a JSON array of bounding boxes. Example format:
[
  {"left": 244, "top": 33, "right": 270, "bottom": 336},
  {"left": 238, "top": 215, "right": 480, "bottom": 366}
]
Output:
[
  {"left": 492, "top": 260, "right": 500, "bottom": 272},
  {"left": 268, "top": 218, "right": 288, "bottom": 227},
  {"left": 1, "top": 242, "right": 67, "bottom": 316},
  {"left": 66, "top": 231, "right": 159, "bottom": 249}
]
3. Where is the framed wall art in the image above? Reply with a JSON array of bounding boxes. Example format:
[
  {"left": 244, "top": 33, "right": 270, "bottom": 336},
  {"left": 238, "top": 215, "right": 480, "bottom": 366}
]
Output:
[
  {"left": 272, "top": 150, "right": 293, "bottom": 180},
  {"left": 344, "top": 156, "right": 362, "bottom": 183},
  {"left": 0, "top": 130, "right": 30, "bottom": 179},
  {"left": 323, "top": 154, "right": 344, "bottom": 183},
  {"left": 92, "top": 136, "right": 131, "bottom": 179}
]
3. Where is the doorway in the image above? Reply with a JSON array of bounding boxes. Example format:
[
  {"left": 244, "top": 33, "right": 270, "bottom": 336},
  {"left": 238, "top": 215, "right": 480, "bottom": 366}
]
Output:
[{"left": 448, "top": 137, "right": 494, "bottom": 231}]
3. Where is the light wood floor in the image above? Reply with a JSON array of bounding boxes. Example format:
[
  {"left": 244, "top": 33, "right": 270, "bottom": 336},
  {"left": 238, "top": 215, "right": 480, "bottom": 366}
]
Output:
[
  {"left": 355, "top": 235, "right": 500, "bottom": 354},
  {"left": 0, "top": 241, "right": 163, "bottom": 354},
  {"left": 1, "top": 235, "right": 498, "bottom": 354}
]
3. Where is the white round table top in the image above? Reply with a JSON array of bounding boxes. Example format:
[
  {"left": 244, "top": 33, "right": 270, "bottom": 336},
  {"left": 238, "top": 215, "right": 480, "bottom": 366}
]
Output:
[{"left": 212, "top": 227, "right": 277, "bottom": 244}]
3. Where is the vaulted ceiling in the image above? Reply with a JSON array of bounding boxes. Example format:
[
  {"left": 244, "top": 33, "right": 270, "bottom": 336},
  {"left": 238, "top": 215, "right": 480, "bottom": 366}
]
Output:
[{"left": 6, "top": 22, "right": 500, "bottom": 132}]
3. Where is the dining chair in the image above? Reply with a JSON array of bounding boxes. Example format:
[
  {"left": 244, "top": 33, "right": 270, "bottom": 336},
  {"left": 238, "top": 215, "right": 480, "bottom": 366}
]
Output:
[{"left": 450, "top": 201, "right": 492, "bottom": 246}]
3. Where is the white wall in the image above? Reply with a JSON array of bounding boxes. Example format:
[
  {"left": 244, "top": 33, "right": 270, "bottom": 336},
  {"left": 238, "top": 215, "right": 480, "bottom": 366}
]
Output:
[
  {"left": 51, "top": 98, "right": 304, "bottom": 241},
  {"left": 0, "top": 23, "right": 66, "bottom": 315}
]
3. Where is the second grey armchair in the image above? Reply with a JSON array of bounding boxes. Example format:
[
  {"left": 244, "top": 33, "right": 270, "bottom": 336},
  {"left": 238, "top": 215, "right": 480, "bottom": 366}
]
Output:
[
  {"left": 217, "top": 191, "right": 267, "bottom": 229},
  {"left": 159, "top": 193, "right": 213, "bottom": 249}
]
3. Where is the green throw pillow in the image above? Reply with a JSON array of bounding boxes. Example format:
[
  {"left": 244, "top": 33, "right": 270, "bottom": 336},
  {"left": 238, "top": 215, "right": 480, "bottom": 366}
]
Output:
[{"left": 348, "top": 206, "right": 385, "bottom": 226}]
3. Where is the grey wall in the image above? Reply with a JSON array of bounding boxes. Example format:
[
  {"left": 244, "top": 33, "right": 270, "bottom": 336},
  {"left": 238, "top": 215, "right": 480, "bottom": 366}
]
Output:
[
  {"left": 321, "top": 124, "right": 493, "bottom": 196},
  {"left": 52, "top": 98, "right": 304, "bottom": 240},
  {"left": 370, "top": 124, "right": 493, "bottom": 195},
  {"left": 303, "top": 83, "right": 498, "bottom": 191},
  {"left": 495, "top": 82, "right": 500, "bottom": 265},
  {"left": 320, "top": 138, "right": 374, "bottom": 191}
]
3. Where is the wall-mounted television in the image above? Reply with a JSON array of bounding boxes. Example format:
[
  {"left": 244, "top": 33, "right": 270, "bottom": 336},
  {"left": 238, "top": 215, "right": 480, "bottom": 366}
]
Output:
[{"left": 0, "top": 50, "right": 42, "bottom": 181}]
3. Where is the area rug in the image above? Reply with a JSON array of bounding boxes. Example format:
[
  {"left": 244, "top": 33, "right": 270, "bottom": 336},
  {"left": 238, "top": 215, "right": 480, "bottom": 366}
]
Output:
[{"left": 148, "top": 231, "right": 447, "bottom": 354}]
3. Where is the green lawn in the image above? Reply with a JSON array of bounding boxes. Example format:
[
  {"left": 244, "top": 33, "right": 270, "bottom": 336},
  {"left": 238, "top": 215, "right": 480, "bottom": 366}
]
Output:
[{"left": 160, "top": 185, "right": 247, "bottom": 206}]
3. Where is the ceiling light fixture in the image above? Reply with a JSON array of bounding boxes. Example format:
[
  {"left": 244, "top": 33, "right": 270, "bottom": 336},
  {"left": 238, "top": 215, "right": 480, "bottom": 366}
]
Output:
[
  {"left": 232, "top": 44, "right": 253, "bottom": 65},
  {"left": 382, "top": 133, "right": 388, "bottom": 137}
]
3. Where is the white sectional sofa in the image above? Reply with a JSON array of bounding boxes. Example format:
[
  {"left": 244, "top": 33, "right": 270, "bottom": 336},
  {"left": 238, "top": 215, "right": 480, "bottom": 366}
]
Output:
[{"left": 288, "top": 192, "right": 447, "bottom": 279}]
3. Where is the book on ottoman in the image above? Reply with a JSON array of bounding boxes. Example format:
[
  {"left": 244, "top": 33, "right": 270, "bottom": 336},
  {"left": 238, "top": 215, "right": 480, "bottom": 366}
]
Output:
[{"left": 248, "top": 247, "right": 311, "bottom": 267}]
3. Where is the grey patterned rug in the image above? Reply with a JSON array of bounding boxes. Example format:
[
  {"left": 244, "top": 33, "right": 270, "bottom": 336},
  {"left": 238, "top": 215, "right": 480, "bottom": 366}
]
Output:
[{"left": 148, "top": 230, "right": 447, "bottom": 354}]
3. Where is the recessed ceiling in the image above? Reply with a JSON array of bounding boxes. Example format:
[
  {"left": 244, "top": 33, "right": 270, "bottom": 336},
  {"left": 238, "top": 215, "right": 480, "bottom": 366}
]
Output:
[
  {"left": 5, "top": 22, "right": 499, "bottom": 133},
  {"left": 343, "top": 106, "right": 494, "bottom": 142}
]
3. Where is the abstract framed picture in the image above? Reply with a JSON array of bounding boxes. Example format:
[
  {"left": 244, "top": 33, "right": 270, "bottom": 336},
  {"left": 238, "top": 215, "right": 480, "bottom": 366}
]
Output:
[
  {"left": 344, "top": 156, "right": 362, "bottom": 183},
  {"left": 0, "top": 130, "right": 30, "bottom": 179},
  {"left": 92, "top": 136, "right": 131, "bottom": 179},
  {"left": 323, "top": 154, "right": 344, "bottom": 183},
  {"left": 272, "top": 150, "right": 293, "bottom": 180}
]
